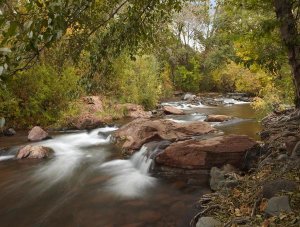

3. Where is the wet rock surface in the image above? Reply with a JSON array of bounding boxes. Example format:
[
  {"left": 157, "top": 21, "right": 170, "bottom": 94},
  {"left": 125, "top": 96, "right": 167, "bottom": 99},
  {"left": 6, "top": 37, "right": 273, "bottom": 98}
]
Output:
[
  {"left": 70, "top": 113, "right": 109, "bottom": 130},
  {"left": 3, "top": 128, "right": 16, "bottom": 136},
  {"left": 28, "top": 126, "right": 49, "bottom": 141},
  {"left": 16, "top": 145, "right": 54, "bottom": 159},
  {"left": 155, "top": 135, "right": 258, "bottom": 169},
  {"left": 113, "top": 118, "right": 216, "bottom": 153},
  {"left": 205, "top": 114, "right": 233, "bottom": 122},
  {"left": 162, "top": 105, "right": 184, "bottom": 115}
]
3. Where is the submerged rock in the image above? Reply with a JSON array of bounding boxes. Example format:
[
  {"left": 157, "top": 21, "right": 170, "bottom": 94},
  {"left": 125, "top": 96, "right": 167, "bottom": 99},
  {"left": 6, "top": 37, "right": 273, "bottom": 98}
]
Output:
[
  {"left": 16, "top": 145, "right": 54, "bottom": 159},
  {"left": 155, "top": 135, "right": 258, "bottom": 169},
  {"left": 113, "top": 118, "right": 216, "bottom": 154},
  {"left": 205, "top": 115, "right": 233, "bottom": 122},
  {"left": 162, "top": 105, "right": 184, "bottom": 115},
  {"left": 196, "top": 217, "right": 222, "bottom": 227},
  {"left": 265, "top": 196, "right": 292, "bottom": 216},
  {"left": 3, "top": 128, "right": 16, "bottom": 136},
  {"left": 28, "top": 126, "right": 49, "bottom": 141}
]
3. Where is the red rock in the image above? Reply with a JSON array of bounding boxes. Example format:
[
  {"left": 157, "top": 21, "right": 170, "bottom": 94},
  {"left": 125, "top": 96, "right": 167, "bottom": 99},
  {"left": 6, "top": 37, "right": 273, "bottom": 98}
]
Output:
[
  {"left": 71, "top": 113, "right": 109, "bottom": 130},
  {"left": 82, "top": 96, "right": 103, "bottom": 112},
  {"left": 162, "top": 106, "right": 184, "bottom": 115},
  {"left": 28, "top": 126, "right": 49, "bottom": 141},
  {"left": 205, "top": 114, "right": 233, "bottom": 122},
  {"left": 155, "top": 135, "right": 258, "bottom": 169},
  {"left": 16, "top": 145, "right": 54, "bottom": 159},
  {"left": 113, "top": 119, "right": 216, "bottom": 153},
  {"left": 117, "top": 103, "right": 152, "bottom": 118}
]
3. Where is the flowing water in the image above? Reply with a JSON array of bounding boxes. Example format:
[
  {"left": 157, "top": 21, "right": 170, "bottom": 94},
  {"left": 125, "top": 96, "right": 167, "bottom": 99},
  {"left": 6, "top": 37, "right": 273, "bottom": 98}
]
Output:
[{"left": 0, "top": 99, "right": 261, "bottom": 227}]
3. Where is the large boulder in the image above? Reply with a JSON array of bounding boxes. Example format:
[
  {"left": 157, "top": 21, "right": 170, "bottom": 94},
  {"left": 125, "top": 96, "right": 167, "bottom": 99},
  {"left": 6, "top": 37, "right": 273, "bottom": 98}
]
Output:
[
  {"left": 162, "top": 106, "right": 184, "bottom": 115},
  {"left": 65, "top": 96, "right": 108, "bottom": 130},
  {"left": 28, "top": 126, "right": 49, "bottom": 141},
  {"left": 82, "top": 96, "right": 103, "bottom": 112},
  {"left": 205, "top": 115, "right": 233, "bottom": 122},
  {"left": 116, "top": 103, "right": 152, "bottom": 119},
  {"left": 113, "top": 119, "right": 216, "bottom": 153},
  {"left": 70, "top": 113, "right": 109, "bottom": 130},
  {"left": 16, "top": 145, "right": 54, "bottom": 159},
  {"left": 155, "top": 135, "right": 258, "bottom": 169},
  {"left": 182, "top": 93, "right": 196, "bottom": 101}
]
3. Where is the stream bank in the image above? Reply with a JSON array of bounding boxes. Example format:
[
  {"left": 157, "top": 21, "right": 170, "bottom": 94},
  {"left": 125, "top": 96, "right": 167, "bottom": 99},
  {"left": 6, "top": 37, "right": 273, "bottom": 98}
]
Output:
[{"left": 191, "top": 109, "right": 300, "bottom": 227}]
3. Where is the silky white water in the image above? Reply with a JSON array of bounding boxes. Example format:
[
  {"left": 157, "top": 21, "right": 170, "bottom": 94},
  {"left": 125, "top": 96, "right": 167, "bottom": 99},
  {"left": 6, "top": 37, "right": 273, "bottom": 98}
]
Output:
[{"left": 99, "top": 146, "right": 156, "bottom": 198}]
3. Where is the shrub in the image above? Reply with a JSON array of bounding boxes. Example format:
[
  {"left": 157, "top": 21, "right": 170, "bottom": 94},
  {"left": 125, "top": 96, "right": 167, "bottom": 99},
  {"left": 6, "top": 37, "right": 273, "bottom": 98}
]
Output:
[
  {"left": 3, "top": 64, "right": 83, "bottom": 127},
  {"left": 110, "top": 54, "right": 163, "bottom": 109},
  {"left": 174, "top": 57, "right": 202, "bottom": 92}
]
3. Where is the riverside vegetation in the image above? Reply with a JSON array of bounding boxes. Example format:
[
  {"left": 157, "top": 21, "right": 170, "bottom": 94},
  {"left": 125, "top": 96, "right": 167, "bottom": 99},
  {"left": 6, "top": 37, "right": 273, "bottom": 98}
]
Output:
[{"left": 0, "top": 0, "right": 299, "bottom": 227}]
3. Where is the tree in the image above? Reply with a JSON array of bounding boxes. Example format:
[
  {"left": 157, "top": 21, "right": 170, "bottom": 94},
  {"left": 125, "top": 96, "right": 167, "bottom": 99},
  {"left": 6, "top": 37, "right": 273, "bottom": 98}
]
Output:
[
  {"left": 273, "top": 0, "right": 300, "bottom": 107},
  {"left": 224, "top": 0, "right": 299, "bottom": 107},
  {"left": 0, "top": 0, "right": 185, "bottom": 81}
]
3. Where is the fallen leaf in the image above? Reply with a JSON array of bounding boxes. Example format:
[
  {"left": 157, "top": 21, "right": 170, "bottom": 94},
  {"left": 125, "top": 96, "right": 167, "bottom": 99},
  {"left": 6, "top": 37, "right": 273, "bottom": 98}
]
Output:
[
  {"left": 235, "top": 208, "right": 242, "bottom": 217},
  {"left": 261, "top": 219, "right": 270, "bottom": 227},
  {"left": 259, "top": 199, "right": 268, "bottom": 212}
]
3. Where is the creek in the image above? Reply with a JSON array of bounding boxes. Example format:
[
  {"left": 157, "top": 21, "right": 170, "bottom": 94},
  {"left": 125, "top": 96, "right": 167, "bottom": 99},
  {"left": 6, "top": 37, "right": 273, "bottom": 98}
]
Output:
[{"left": 0, "top": 98, "right": 261, "bottom": 227}]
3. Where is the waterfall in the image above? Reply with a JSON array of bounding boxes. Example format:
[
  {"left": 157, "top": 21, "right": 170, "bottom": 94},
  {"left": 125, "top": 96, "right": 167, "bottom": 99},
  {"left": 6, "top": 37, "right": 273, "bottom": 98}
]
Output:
[
  {"left": 99, "top": 146, "right": 156, "bottom": 198},
  {"left": 131, "top": 146, "right": 153, "bottom": 174}
]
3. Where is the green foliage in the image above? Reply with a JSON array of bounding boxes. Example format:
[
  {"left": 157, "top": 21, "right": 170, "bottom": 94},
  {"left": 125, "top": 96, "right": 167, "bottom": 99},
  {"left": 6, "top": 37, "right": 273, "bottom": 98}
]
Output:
[
  {"left": 0, "top": 0, "right": 186, "bottom": 81},
  {"left": 212, "top": 62, "right": 272, "bottom": 95},
  {"left": 251, "top": 66, "right": 295, "bottom": 114},
  {"left": 1, "top": 64, "right": 83, "bottom": 127},
  {"left": 111, "top": 54, "right": 163, "bottom": 109},
  {"left": 174, "top": 57, "right": 202, "bottom": 92}
]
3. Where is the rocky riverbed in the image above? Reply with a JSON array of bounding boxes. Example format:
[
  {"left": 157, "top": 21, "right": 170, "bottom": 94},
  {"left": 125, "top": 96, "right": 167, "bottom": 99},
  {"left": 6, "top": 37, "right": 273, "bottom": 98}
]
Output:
[{"left": 0, "top": 93, "right": 273, "bottom": 227}]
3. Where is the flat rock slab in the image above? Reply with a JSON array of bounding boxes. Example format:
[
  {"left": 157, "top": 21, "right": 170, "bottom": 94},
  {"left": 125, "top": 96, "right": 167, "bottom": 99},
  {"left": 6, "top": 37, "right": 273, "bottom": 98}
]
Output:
[
  {"left": 155, "top": 135, "right": 258, "bottom": 169},
  {"left": 113, "top": 118, "right": 216, "bottom": 153},
  {"left": 205, "top": 115, "right": 233, "bottom": 122}
]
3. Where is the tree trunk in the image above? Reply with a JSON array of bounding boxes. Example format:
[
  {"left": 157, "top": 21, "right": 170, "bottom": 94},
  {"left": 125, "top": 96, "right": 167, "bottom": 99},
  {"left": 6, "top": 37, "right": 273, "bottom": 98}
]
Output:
[{"left": 273, "top": 0, "right": 300, "bottom": 107}]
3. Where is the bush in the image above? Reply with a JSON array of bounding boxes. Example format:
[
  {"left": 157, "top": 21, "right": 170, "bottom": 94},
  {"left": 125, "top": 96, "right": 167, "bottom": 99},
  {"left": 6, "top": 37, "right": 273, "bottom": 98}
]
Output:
[
  {"left": 2, "top": 64, "right": 83, "bottom": 127},
  {"left": 212, "top": 61, "right": 271, "bottom": 95},
  {"left": 110, "top": 55, "right": 163, "bottom": 109}
]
